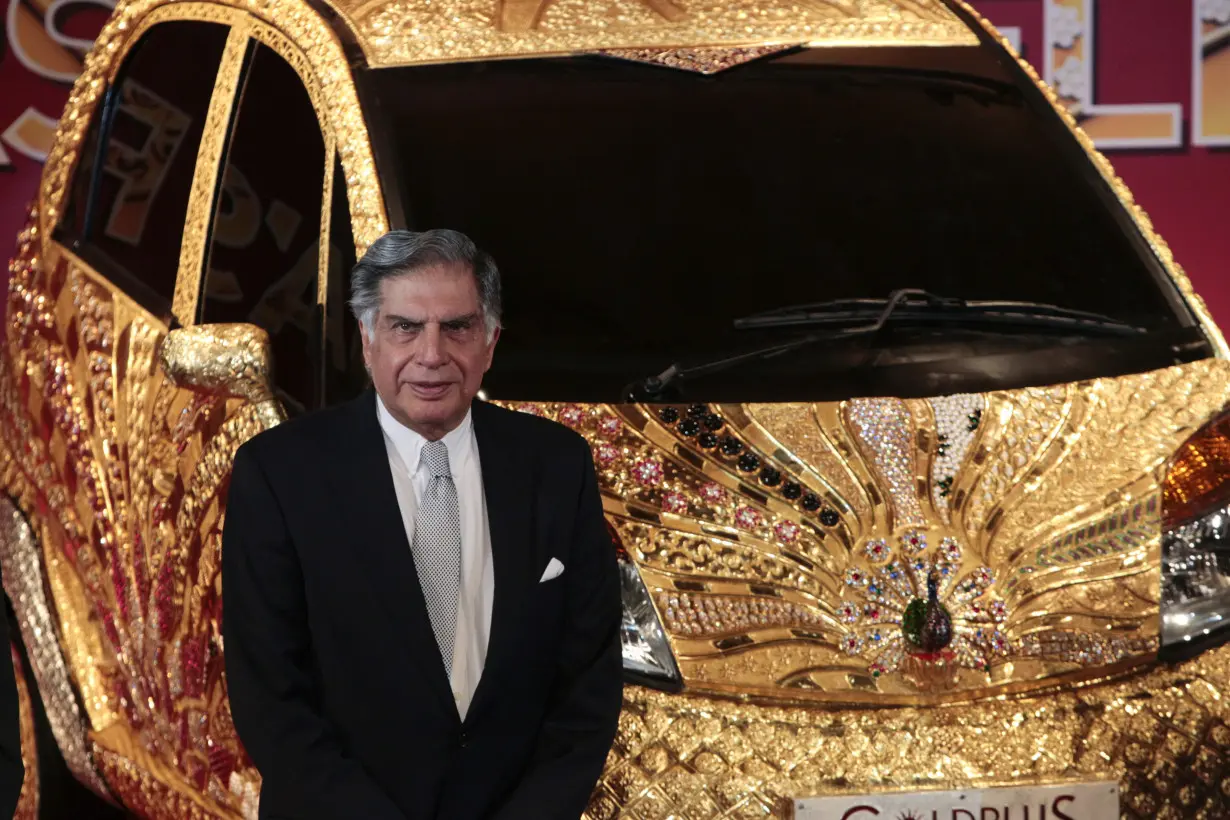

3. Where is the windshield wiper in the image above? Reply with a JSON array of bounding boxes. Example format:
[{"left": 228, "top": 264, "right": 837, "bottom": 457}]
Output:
[
  {"left": 735, "top": 293, "right": 1146, "bottom": 334},
  {"left": 623, "top": 289, "right": 1146, "bottom": 401}
]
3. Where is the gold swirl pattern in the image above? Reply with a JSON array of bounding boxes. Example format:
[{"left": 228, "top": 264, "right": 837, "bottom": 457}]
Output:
[
  {"left": 1, "top": 223, "right": 279, "bottom": 815},
  {"left": 506, "top": 358, "right": 1230, "bottom": 702}
]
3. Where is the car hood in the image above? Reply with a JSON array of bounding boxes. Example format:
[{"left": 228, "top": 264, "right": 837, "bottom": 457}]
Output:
[{"left": 502, "top": 357, "right": 1230, "bottom": 703}]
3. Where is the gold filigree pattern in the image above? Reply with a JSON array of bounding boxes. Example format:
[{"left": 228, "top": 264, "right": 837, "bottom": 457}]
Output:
[
  {"left": 587, "top": 649, "right": 1230, "bottom": 819},
  {"left": 352, "top": 0, "right": 977, "bottom": 67},
  {"left": 596, "top": 44, "right": 798, "bottom": 73},
  {"left": 0, "top": 218, "right": 113, "bottom": 798},
  {"left": 1, "top": 222, "right": 280, "bottom": 814},
  {"left": 744, "top": 403, "right": 868, "bottom": 518},
  {"left": 963, "top": 386, "right": 1072, "bottom": 549},
  {"left": 171, "top": 19, "right": 251, "bottom": 326},
  {"left": 508, "top": 359, "right": 1230, "bottom": 702}
]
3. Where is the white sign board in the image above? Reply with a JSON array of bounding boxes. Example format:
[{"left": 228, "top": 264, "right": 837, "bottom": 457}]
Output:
[{"left": 795, "top": 780, "right": 1118, "bottom": 820}]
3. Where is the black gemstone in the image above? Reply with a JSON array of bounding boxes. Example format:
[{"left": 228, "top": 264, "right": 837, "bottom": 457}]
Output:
[
  {"left": 782, "top": 481, "right": 803, "bottom": 500},
  {"left": 720, "top": 436, "right": 744, "bottom": 456},
  {"left": 801, "top": 493, "right": 821, "bottom": 512},
  {"left": 678, "top": 418, "right": 701, "bottom": 437},
  {"left": 703, "top": 414, "right": 724, "bottom": 432},
  {"left": 658, "top": 406, "right": 680, "bottom": 424},
  {"left": 737, "top": 453, "right": 761, "bottom": 472},
  {"left": 698, "top": 432, "right": 719, "bottom": 449},
  {"left": 688, "top": 403, "right": 709, "bottom": 418},
  {"left": 819, "top": 508, "right": 840, "bottom": 526},
  {"left": 759, "top": 467, "right": 782, "bottom": 486}
]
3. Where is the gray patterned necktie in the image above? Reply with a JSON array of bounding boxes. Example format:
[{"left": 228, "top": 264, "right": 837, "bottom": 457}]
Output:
[{"left": 414, "top": 440, "right": 462, "bottom": 677}]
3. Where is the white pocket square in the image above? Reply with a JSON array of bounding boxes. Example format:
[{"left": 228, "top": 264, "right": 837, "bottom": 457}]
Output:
[{"left": 539, "top": 557, "right": 565, "bottom": 582}]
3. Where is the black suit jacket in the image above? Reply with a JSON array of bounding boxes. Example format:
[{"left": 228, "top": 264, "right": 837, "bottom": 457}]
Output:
[{"left": 221, "top": 391, "right": 622, "bottom": 819}]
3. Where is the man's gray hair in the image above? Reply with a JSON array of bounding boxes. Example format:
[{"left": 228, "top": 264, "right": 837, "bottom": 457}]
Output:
[{"left": 349, "top": 229, "right": 502, "bottom": 339}]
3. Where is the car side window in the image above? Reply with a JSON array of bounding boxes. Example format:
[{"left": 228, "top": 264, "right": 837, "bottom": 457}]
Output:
[
  {"left": 323, "top": 154, "right": 365, "bottom": 406},
  {"left": 202, "top": 43, "right": 326, "bottom": 416},
  {"left": 59, "top": 20, "right": 230, "bottom": 316}
]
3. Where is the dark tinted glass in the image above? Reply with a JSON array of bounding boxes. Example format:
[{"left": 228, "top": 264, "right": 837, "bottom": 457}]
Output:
[
  {"left": 323, "top": 154, "right": 366, "bottom": 405},
  {"left": 203, "top": 43, "right": 325, "bottom": 415},
  {"left": 370, "top": 48, "right": 1200, "bottom": 401},
  {"left": 64, "top": 21, "right": 228, "bottom": 309}
]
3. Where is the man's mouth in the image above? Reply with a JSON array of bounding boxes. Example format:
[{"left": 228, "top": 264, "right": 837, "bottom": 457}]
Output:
[{"left": 408, "top": 382, "right": 452, "bottom": 399}]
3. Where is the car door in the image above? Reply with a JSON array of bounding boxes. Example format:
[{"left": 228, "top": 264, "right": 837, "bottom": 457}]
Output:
[{"left": 0, "top": 9, "right": 377, "bottom": 815}]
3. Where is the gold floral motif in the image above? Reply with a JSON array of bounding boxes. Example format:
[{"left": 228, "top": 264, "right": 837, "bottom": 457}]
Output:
[
  {"left": 588, "top": 648, "right": 1230, "bottom": 820},
  {"left": 352, "top": 0, "right": 977, "bottom": 67}
]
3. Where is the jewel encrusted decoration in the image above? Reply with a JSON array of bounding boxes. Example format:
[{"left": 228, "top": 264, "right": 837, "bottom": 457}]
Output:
[{"left": 838, "top": 531, "right": 1010, "bottom": 689}]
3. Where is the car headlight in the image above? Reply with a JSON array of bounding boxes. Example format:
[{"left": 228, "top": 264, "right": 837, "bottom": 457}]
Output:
[
  {"left": 608, "top": 523, "right": 681, "bottom": 690},
  {"left": 1162, "top": 410, "right": 1230, "bottom": 650}
]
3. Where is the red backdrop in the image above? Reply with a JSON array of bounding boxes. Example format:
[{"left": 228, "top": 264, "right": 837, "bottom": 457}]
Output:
[{"left": 2, "top": 0, "right": 1227, "bottom": 324}]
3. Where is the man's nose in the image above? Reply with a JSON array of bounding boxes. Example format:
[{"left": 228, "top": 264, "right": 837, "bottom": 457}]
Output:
[{"left": 415, "top": 324, "right": 447, "bottom": 366}]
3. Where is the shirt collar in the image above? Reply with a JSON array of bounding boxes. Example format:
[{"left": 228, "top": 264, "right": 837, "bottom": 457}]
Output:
[{"left": 376, "top": 393, "right": 474, "bottom": 477}]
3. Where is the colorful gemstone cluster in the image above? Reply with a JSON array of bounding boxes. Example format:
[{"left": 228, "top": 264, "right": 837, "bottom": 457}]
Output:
[{"left": 838, "top": 530, "right": 1009, "bottom": 684}]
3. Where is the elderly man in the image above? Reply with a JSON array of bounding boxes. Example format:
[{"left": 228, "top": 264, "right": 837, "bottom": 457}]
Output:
[{"left": 221, "top": 229, "right": 622, "bottom": 819}]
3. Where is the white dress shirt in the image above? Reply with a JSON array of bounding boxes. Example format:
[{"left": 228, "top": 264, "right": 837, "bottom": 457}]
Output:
[{"left": 377, "top": 396, "right": 493, "bottom": 719}]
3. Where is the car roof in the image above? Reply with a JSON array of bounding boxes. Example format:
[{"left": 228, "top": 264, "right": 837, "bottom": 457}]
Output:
[{"left": 320, "top": 0, "right": 981, "bottom": 69}]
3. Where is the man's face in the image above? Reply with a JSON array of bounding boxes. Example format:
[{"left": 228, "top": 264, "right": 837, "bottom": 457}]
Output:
[{"left": 361, "top": 262, "right": 499, "bottom": 440}]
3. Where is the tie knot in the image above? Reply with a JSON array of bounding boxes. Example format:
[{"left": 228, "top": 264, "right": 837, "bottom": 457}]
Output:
[{"left": 420, "top": 440, "right": 451, "bottom": 478}]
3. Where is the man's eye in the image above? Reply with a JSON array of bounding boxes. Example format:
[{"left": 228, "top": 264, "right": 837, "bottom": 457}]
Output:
[{"left": 395, "top": 322, "right": 417, "bottom": 332}]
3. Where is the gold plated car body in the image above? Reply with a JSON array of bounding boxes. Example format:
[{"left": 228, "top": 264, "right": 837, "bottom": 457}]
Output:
[{"left": 3, "top": 0, "right": 1230, "bottom": 818}]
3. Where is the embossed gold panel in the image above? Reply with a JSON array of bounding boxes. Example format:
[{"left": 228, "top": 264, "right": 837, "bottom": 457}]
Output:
[
  {"left": 346, "top": 0, "right": 978, "bottom": 67},
  {"left": 505, "top": 359, "right": 1230, "bottom": 704},
  {"left": 1, "top": 210, "right": 280, "bottom": 815},
  {"left": 586, "top": 648, "right": 1230, "bottom": 820}
]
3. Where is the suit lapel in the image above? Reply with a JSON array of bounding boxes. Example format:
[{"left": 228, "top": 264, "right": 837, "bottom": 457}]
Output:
[
  {"left": 467, "top": 400, "right": 534, "bottom": 723},
  {"left": 326, "top": 389, "right": 457, "bottom": 718}
]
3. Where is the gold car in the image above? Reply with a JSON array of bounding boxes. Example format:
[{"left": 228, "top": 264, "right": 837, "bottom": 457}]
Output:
[{"left": 4, "top": 0, "right": 1230, "bottom": 817}]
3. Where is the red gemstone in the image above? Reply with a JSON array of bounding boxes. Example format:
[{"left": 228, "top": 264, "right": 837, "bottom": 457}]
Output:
[
  {"left": 774, "top": 520, "right": 800, "bottom": 543},
  {"left": 633, "top": 458, "right": 664, "bottom": 486},
  {"left": 699, "top": 482, "right": 727, "bottom": 504},
  {"left": 558, "top": 404, "right": 585, "bottom": 428},
  {"left": 595, "top": 443, "right": 620, "bottom": 467},
  {"left": 661, "top": 490, "right": 688, "bottom": 514},
  {"left": 734, "top": 506, "right": 762, "bottom": 530},
  {"left": 597, "top": 416, "right": 622, "bottom": 439}
]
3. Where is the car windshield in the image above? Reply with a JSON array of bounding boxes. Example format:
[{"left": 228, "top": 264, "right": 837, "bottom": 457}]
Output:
[{"left": 361, "top": 46, "right": 1206, "bottom": 402}]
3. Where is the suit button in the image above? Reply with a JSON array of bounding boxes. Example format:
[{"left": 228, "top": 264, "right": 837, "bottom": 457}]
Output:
[{"left": 459, "top": 730, "right": 468, "bottom": 748}]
